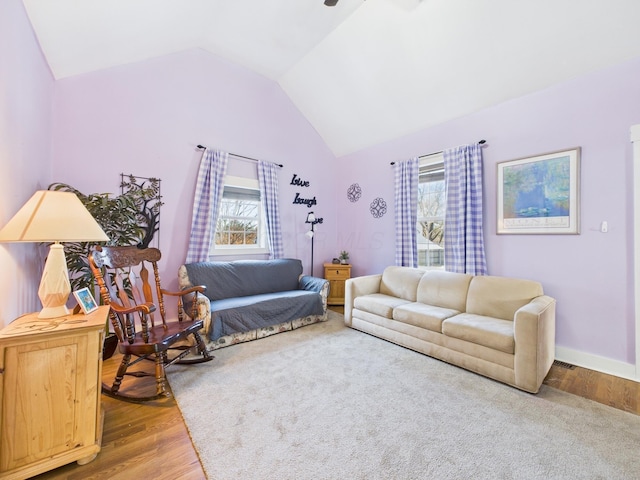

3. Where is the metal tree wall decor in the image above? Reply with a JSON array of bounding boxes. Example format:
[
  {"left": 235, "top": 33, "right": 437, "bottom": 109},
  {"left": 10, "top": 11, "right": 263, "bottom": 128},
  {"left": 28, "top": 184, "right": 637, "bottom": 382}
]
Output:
[
  {"left": 120, "top": 174, "right": 163, "bottom": 248},
  {"left": 48, "top": 177, "right": 162, "bottom": 293}
]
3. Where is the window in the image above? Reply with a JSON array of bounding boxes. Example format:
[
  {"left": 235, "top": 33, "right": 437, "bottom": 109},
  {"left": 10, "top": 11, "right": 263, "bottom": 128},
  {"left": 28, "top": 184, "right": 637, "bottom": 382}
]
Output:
[
  {"left": 417, "top": 154, "right": 445, "bottom": 269},
  {"left": 211, "top": 176, "right": 268, "bottom": 256}
]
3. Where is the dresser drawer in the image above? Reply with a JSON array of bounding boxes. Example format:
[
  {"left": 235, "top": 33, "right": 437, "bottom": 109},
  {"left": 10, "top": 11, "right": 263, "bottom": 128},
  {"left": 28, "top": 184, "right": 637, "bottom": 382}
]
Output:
[{"left": 324, "top": 266, "right": 351, "bottom": 280}]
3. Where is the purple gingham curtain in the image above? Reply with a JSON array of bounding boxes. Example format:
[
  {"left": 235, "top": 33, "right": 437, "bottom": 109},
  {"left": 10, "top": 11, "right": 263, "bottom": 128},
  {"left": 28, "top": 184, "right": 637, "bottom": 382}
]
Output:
[
  {"left": 394, "top": 157, "right": 419, "bottom": 267},
  {"left": 258, "top": 160, "right": 284, "bottom": 259},
  {"left": 443, "top": 144, "right": 487, "bottom": 275},
  {"left": 185, "top": 149, "right": 228, "bottom": 263}
]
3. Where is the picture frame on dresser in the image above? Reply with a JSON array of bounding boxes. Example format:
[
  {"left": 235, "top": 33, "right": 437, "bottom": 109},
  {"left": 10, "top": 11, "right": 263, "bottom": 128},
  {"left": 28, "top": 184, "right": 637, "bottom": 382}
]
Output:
[
  {"left": 497, "top": 147, "right": 580, "bottom": 235},
  {"left": 73, "top": 287, "right": 99, "bottom": 314}
]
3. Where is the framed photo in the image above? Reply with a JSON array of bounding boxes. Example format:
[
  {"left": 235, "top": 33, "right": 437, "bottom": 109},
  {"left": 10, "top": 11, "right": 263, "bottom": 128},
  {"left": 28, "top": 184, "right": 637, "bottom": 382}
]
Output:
[
  {"left": 497, "top": 148, "right": 580, "bottom": 234},
  {"left": 73, "top": 287, "right": 99, "bottom": 314}
]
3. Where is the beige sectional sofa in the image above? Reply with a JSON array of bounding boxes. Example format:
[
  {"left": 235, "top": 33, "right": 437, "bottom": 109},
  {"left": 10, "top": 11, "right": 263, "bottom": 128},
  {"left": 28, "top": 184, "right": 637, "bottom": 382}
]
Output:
[{"left": 344, "top": 266, "right": 556, "bottom": 393}]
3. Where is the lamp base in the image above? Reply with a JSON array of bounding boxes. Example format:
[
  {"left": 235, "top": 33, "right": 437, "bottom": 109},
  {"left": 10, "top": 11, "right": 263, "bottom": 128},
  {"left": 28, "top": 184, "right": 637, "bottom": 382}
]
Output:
[
  {"left": 37, "top": 243, "right": 72, "bottom": 319},
  {"left": 38, "top": 304, "right": 71, "bottom": 319}
]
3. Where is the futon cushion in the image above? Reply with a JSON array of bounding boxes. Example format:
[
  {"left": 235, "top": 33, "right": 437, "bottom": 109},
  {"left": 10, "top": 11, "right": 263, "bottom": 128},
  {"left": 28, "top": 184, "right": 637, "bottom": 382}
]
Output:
[
  {"left": 353, "top": 294, "right": 411, "bottom": 319},
  {"left": 442, "top": 313, "right": 515, "bottom": 354},
  {"left": 393, "top": 302, "right": 460, "bottom": 332}
]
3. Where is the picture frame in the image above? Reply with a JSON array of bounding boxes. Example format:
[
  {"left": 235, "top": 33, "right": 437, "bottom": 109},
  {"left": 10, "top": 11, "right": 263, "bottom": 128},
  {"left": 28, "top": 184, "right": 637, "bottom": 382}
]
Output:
[
  {"left": 73, "top": 287, "right": 99, "bottom": 314},
  {"left": 497, "top": 147, "right": 580, "bottom": 235}
]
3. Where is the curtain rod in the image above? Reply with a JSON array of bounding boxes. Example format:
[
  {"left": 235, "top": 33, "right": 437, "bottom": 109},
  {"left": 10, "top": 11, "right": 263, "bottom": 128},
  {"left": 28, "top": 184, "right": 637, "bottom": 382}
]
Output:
[
  {"left": 390, "top": 139, "right": 487, "bottom": 165},
  {"left": 197, "top": 144, "right": 283, "bottom": 168}
]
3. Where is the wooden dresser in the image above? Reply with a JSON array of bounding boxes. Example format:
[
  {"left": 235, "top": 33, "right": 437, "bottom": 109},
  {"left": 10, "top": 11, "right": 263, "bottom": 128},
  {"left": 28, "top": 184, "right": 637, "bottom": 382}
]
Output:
[
  {"left": 0, "top": 306, "right": 108, "bottom": 479},
  {"left": 324, "top": 263, "right": 351, "bottom": 306}
]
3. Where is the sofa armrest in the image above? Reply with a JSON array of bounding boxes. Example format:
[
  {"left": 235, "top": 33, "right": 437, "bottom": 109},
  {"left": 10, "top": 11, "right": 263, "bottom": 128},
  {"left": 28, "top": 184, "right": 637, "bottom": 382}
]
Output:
[
  {"left": 179, "top": 264, "right": 212, "bottom": 337},
  {"left": 344, "top": 274, "right": 382, "bottom": 326},
  {"left": 180, "top": 292, "right": 211, "bottom": 336},
  {"left": 513, "top": 295, "right": 556, "bottom": 393},
  {"left": 299, "top": 275, "right": 329, "bottom": 313},
  {"left": 299, "top": 275, "right": 327, "bottom": 293}
]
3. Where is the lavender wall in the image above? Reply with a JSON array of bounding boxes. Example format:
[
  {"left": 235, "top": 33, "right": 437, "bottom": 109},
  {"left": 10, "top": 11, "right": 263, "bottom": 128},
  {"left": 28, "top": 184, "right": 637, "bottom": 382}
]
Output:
[
  {"left": 337, "top": 57, "right": 640, "bottom": 369},
  {"left": 0, "top": 0, "right": 55, "bottom": 327},
  {"left": 51, "top": 48, "right": 337, "bottom": 290},
  {"left": 5, "top": 0, "right": 638, "bottom": 373}
]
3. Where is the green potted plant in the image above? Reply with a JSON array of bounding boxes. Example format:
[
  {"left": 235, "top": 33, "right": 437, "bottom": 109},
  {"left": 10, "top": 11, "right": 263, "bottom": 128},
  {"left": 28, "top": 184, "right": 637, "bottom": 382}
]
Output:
[
  {"left": 339, "top": 250, "right": 350, "bottom": 264},
  {"left": 49, "top": 178, "right": 162, "bottom": 358}
]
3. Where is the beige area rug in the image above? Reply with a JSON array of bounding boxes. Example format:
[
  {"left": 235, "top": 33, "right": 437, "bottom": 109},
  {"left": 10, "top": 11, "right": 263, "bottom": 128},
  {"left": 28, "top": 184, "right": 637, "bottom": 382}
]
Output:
[{"left": 167, "top": 310, "right": 640, "bottom": 480}]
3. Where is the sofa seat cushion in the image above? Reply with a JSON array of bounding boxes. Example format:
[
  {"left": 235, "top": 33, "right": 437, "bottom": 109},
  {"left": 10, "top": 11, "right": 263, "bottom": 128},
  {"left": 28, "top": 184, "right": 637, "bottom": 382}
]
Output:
[
  {"left": 442, "top": 313, "right": 515, "bottom": 354},
  {"left": 393, "top": 303, "right": 460, "bottom": 332},
  {"left": 208, "top": 290, "right": 324, "bottom": 341},
  {"left": 353, "top": 294, "right": 412, "bottom": 319}
]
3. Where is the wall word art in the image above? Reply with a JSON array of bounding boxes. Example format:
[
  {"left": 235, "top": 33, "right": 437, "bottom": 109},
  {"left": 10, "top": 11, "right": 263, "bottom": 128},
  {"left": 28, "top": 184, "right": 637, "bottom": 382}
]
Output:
[
  {"left": 290, "top": 173, "right": 317, "bottom": 207},
  {"left": 293, "top": 193, "right": 317, "bottom": 208},
  {"left": 290, "top": 173, "right": 310, "bottom": 187}
]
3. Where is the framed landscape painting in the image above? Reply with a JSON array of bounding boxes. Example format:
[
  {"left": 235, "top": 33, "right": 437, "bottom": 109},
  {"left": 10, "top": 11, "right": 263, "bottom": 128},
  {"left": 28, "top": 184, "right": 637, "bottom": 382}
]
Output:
[{"left": 497, "top": 148, "right": 580, "bottom": 234}]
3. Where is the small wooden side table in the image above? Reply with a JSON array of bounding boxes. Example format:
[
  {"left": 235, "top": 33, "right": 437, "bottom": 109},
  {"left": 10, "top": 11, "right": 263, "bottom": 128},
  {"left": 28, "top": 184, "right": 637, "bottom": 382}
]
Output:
[
  {"left": 324, "top": 263, "right": 352, "bottom": 306},
  {"left": 0, "top": 306, "right": 108, "bottom": 480}
]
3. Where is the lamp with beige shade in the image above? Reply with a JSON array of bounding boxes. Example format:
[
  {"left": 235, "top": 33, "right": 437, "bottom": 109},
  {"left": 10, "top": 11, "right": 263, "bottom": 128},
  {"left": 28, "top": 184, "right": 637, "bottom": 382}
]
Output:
[{"left": 0, "top": 190, "right": 109, "bottom": 318}]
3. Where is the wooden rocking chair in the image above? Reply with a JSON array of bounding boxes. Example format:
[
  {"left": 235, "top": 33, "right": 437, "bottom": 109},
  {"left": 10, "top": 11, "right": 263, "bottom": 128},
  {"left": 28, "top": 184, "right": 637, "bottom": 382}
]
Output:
[{"left": 89, "top": 245, "right": 213, "bottom": 402}]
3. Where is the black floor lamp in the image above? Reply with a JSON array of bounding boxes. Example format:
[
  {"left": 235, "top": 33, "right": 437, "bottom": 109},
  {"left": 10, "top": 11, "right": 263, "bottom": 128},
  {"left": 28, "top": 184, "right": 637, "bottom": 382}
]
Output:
[{"left": 305, "top": 211, "right": 322, "bottom": 276}]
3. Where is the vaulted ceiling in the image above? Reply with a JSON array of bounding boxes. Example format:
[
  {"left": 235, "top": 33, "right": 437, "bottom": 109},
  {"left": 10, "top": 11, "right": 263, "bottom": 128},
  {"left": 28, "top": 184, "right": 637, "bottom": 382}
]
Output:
[{"left": 22, "top": 0, "right": 640, "bottom": 156}]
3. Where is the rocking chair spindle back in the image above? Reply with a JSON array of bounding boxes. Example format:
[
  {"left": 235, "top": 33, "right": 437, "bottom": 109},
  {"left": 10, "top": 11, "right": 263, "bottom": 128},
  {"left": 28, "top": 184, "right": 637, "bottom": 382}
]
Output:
[{"left": 89, "top": 245, "right": 213, "bottom": 402}]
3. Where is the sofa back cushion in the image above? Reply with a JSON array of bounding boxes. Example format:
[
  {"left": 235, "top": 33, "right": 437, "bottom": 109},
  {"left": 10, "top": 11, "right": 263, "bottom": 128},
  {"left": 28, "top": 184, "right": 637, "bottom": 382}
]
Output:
[
  {"left": 466, "top": 275, "right": 543, "bottom": 320},
  {"left": 183, "top": 258, "right": 303, "bottom": 301},
  {"left": 379, "top": 266, "right": 426, "bottom": 302},
  {"left": 416, "top": 271, "right": 472, "bottom": 312}
]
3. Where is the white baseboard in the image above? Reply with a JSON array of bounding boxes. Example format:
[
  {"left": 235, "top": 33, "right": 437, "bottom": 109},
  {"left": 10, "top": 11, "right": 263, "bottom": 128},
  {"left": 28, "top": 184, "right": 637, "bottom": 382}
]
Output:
[{"left": 555, "top": 346, "right": 639, "bottom": 383}]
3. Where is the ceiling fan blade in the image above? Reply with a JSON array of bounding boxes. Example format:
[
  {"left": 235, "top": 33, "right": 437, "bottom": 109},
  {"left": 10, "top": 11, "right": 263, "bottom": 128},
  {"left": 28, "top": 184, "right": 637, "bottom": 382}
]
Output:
[{"left": 324, "top": 0, "right": 339, "bottom": 5}]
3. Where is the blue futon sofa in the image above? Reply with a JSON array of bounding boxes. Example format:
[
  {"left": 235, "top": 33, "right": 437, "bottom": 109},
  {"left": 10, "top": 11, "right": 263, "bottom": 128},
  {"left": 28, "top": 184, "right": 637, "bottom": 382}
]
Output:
[{"left": 178, "top": 258, "right": 329, "bottom": 349}]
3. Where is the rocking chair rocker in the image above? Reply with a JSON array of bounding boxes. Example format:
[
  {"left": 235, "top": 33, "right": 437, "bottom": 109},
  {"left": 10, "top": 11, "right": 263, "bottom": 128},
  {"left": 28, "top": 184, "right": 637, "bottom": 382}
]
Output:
[{"left": 89, "top": 245, "right": 213, "bottom": 402}]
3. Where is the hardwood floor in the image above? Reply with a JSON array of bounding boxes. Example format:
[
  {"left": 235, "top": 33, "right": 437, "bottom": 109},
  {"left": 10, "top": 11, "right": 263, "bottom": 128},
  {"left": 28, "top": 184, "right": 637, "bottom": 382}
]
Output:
[
  {"left": 33, "top": 308, "right": 639, "bottom": 480},
  {"left": 544, "top": 361, "right": 639, "bottom": 415},
  {"left": 33, "top": 353, "right": 206, "bottom": 480}
]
